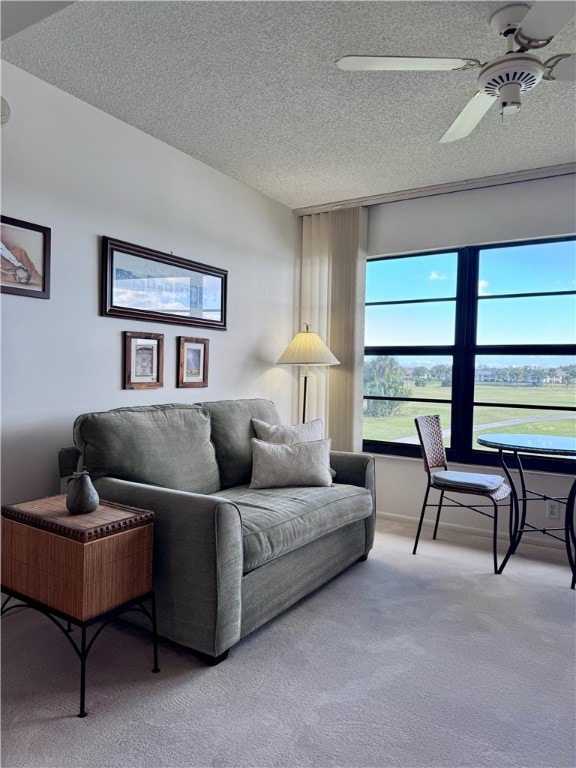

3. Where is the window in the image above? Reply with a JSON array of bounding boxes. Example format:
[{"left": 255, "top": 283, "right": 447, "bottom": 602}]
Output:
[{"left": 363, "top": 236, "right": 576, "bottom": 473}]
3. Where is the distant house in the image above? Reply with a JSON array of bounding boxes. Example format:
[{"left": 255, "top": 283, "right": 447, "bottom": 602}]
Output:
[
  {"left": 544, "top": 370, "right": 565, "bottom": 384},
  {"left": 403, "top": 368, "right": 431, "bottom": 383},
  {"left": 475, "top": 369, "right": 499, "bottom": 383}
]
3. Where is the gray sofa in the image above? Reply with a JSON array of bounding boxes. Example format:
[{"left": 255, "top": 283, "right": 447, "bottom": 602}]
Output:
[{"left": 59, "top": 399, "right": 376, "bottom": 663}]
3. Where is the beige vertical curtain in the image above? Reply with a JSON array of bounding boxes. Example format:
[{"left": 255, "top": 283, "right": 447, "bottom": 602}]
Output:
[
  {"left": 299, "top": 213, "right": 331, "bottom": 426},
  {"left": 299, "top": 208, "right": 367, "bottom": 450}
]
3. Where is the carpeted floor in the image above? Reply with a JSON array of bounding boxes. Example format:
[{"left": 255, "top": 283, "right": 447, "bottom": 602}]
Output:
[{"left": 2, "top": 520, "right": 575, "bottom": 768}]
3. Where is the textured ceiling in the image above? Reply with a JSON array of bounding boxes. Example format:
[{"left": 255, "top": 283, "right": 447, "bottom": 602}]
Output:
[{"left": 2, "top": 1, "right": 575, "bottom": 210}]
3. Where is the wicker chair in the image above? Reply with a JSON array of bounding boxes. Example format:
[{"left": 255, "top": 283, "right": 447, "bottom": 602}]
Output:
[{"left": 413, "top": 414, "right": 512, "bottom": 573}]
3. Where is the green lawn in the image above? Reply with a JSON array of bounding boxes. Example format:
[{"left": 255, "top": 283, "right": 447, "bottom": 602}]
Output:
[
  {"left": 476, "top": 383, "right": 573, "bottom": 407},
  {"left": 363, "top": 382, "right": 576, "bottom": 443}
]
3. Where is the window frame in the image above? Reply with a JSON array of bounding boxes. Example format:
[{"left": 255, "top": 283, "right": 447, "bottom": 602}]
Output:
[{"left": 363, "top": 235, "right": 576, "bottom": 475}]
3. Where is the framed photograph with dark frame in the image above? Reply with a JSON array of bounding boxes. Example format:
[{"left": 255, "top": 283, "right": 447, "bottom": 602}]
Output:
[
  {"left": 123, "top": 331, "right": 164, "bottom": 389},
  {"left": 1, "top": 215, "right": 51, "bottom": 298},
  {"left": 178, "top": 336, "right": 209, "bottom": 388},
  {"left": 102, "top": 237, "right": 227, "bottom": 330}
]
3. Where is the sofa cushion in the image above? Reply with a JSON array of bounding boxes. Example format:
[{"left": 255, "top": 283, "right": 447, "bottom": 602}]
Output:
[
  {"left": 73, "top": 404, "right": 221, "bottom": 494},
  {"left": 216, "top": 484, "right": 373, "bottom": 573},
  {"left": 199, "top": 399, "right": 282, "bottom": 489},
  {"left": 249, "top": 438, "right": 333, "bottom": 489}
]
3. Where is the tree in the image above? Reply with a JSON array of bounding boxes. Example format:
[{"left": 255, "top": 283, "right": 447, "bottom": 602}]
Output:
[
  {"left": 527, "top": 368, "right": 546, "bottom": 387},
  {"left": 412, "top": 366, "right": 429, "bottom": 387},
  {"left": 506, "top": 367, "right": 523, "bottom": 385},
  {"left": 430, "top": 364, "right": 452, "bottom": 383},
  {"left": 364, "top": 356, "right": 410, "bottom": 417},
  {"left": 562, "top": 365, "right": 576, "bottom": 388}
]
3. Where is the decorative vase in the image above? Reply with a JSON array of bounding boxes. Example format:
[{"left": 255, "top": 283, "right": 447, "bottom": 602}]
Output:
[{"left": 66, "top": 468, "right": 100, "bottom": 515}]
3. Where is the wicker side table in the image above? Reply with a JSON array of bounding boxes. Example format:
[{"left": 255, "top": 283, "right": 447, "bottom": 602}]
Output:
[{"left": 1, "top": 494, "right": 159, "bottom": 717}]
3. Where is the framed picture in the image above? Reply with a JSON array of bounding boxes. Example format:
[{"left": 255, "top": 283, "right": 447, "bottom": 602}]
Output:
[
  {"left": 178, "top": 336, "right": 209, "bottom": 388},
  {"left": 102, "top": 237, "right": 227, "bottom": 330},
  {"left": 1, "top": 215, "right": 51, "bottom": 298},
  {"left": 123, "top": 331, "right": 164, "bottom": 389}
]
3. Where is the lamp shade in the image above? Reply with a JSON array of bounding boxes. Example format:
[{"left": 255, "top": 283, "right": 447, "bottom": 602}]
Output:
[{"left": 277, "top": 327, "right": 339, "bottom": 367}]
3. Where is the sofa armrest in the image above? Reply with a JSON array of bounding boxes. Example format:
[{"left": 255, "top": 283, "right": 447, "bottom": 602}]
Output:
[
  {"left": 330, "top": 451, "right": 375, "bottom": 495},
  {"left": 94, "top": 477, "right": 243, "bottom": 659},
  {"left": 330, "top": 451, "right": 376, "bottom": 557}
]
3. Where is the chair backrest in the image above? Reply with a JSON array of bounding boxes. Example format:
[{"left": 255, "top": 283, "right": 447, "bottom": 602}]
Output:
[{"left": 414, "top": 415, "right": 448, "bottom": 475}]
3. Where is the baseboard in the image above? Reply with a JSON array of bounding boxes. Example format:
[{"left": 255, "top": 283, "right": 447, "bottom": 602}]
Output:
[{"left": 376, "top": 510, "right": 566, "bottom": 552}]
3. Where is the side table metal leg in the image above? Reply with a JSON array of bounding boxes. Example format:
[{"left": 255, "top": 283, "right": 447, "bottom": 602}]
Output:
[
  {"left": 78, "top": 625, "right": 87, "bottom": 718},
  {"left": 2, "top": 590, "right": 159, "bottom": 717}
]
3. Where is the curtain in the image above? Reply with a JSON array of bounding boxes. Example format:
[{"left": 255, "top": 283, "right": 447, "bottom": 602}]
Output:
[
  {"left": 299, "top": 208, "right": 367, "bottom": 450},
  {"left": 299, "top": 212, "right": 331, "bottom": 426}
]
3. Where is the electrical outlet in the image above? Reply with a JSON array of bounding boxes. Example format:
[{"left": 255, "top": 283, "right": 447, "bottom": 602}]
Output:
[{"left": 546, "top": 500, "right": 560, "bottom": 520}]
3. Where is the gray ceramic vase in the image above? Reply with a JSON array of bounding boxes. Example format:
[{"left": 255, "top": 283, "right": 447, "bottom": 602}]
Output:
[{"left": 66, "top": 468, "right": 100, "bottom": 515}]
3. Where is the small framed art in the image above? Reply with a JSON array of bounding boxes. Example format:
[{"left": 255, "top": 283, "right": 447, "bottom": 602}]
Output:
[
  {"left": 1, "top": 215, "right": 51, "bottom": 298},
  {"left": 178, "top": 336, "right": 209, "bottom": 388},
  {"left": 124, "top": 331, "right": 164, "bottom": 389}
]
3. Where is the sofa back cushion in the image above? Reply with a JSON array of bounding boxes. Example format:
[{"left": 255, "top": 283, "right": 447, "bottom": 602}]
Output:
[
  {"left": 199, "top": 399, "right": 281, "bottom": 489},
  {"left": 73, "top": 404, "right": 220, "bottom": 494}
]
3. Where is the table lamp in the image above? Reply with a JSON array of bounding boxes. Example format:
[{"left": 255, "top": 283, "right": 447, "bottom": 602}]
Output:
[{"left": 277, "top": 324, "right": 340, "bottom": 423}]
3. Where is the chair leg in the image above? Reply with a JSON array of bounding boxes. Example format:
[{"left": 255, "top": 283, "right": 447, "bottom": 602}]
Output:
[
  {"left": 413, "top": 485, "right": 431, "bottom": 555},
  {"left": 432, "top": 490, "right": 444, "bottom": 540},
  {"left": 492, "top": 500, "right": 499, "bottom": 574}
]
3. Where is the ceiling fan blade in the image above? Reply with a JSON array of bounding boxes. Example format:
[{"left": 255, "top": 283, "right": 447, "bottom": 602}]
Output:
[
  {"left": 544, "top": 53, "right": 576, "bottom": 81},
  {"left": 440, "top": 92, "right": 496, "bottom": 143},
  {"left": 336, "top": 56, "right": 480, "bottom": 72},
  {"left": 515, "top": 1, "right": 576, "bottom": 48}
]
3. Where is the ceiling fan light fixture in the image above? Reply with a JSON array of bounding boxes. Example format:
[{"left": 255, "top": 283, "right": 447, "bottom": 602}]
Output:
[
  {"left": 478, "top": 53, "right": 544, "bottom": 97},
  {"left": 499, "top": 82, "right": 522, "bottom": 116}
]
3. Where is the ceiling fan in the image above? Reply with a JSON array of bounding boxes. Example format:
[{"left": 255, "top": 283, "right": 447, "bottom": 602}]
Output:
[{"left": 336, "top": 2, "right": 576, "bottom": 142}]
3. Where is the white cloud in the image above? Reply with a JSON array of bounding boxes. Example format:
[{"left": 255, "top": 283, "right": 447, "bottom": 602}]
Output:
[
  {"left": 478, "top": 279, "right": 491, "bottom": 296},
  {"left": 429, "top": 270, "right": 446, "bottom": 281}
]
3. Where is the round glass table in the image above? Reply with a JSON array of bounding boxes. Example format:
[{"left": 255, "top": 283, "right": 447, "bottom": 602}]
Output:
[{"left": 477, "top": 433, "right": 576, "bottom": 588}]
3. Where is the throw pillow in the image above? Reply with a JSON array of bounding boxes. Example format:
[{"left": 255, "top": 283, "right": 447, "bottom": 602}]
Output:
[
  {"left": 251, "top": 418, "right": 323, "bottom": 445},
  {"left": 249, "top": 438, "right": 333, "bottom": 489},
  {"left": 252, "top": 417, "right": 336, "bottom": 478}
]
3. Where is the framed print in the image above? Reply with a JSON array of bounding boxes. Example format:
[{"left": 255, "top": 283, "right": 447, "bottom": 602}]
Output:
[
  {"left": 178, "top": 336, "right": 209, "bottom": 388},
  {"left": 102, "top": 237, "right": 227, "bottom": 330},
  {"left": 123, "top": 331, "right": 164, "bottom": 389},
  {"left": 1, "top": 215, "right": 51, "bottom": 298}
]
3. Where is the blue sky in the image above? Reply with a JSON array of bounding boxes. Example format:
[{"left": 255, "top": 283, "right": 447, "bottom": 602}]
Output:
[{"left": 365, "top": 240, "right": 576, "bottom": 350}]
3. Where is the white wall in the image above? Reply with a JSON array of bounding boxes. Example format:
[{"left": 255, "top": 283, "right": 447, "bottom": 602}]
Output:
[
  {"left": 0, "top": 63, "right": 300, "bottom": 505},
  {"left": 367, "top": 176, "right": 576, "bottom": 546}
]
